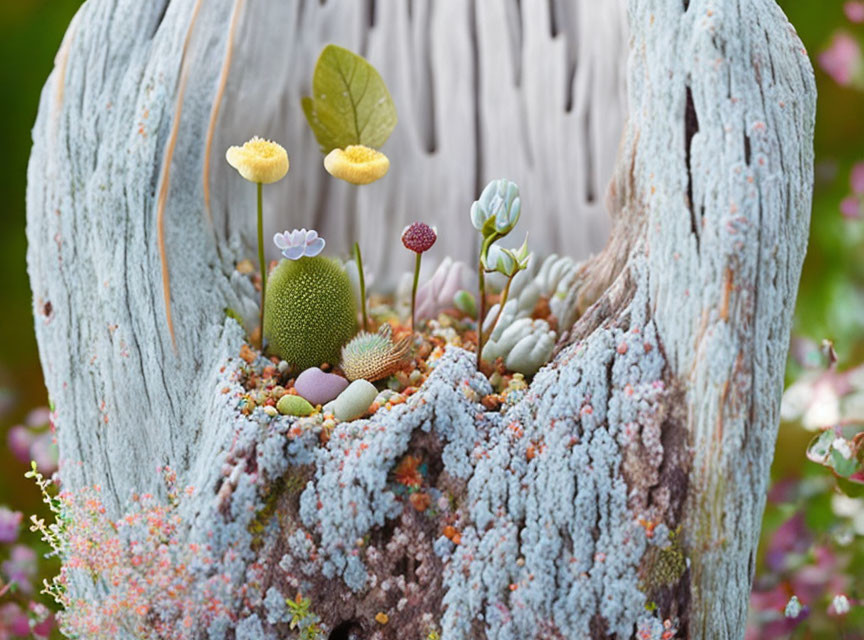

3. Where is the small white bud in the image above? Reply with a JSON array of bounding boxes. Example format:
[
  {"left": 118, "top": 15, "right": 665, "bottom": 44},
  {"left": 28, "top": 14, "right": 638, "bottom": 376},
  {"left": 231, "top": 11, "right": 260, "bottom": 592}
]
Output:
[
  {"left": 832, "top": 594, "right": 851, "bottom": 615},
  {"left": 785, "top": 595, "right": 802, "bottom": 618}
]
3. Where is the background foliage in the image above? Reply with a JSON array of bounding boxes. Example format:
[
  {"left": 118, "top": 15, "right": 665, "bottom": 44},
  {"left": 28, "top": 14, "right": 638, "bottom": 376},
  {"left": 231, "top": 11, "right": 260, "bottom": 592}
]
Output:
[{"left": 0, "top": 1, "right": 862, "bottom": 637}]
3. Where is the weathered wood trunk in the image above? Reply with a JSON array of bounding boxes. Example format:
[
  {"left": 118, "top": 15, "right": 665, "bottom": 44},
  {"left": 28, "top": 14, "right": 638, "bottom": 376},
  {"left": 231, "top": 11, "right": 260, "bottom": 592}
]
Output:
[{"left": 26, "top": 0, "right": 814, "bottom": 638}]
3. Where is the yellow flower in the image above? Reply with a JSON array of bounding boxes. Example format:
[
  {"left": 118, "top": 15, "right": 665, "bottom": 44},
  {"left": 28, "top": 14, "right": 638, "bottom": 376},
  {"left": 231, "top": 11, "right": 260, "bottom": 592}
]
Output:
[
  {"left": 225, "top": 136, "right": 289, "bottom": 184},
  {"left": 323, "top": 145, "right": 390, "bottom": 185}
]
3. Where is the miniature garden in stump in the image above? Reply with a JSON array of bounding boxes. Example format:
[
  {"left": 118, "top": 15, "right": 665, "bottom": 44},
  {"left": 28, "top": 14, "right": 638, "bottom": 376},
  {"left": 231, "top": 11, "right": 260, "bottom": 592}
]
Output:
[{"left": 228, "top": 46, "right": 577, "bottom": 426}]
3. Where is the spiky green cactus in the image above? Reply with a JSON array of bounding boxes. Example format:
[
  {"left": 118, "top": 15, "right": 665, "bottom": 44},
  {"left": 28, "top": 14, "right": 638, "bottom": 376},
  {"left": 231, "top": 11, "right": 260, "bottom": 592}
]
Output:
[{"left": 264, "top": 256, "right": 357, "bottom": 370}]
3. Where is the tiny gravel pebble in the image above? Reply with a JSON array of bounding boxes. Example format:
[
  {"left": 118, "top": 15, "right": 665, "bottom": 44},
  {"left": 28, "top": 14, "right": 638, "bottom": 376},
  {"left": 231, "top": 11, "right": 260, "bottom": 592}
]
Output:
[
  {"left": 276, "top": 394, "right": 314, "bottom": 417},
  {"left": 334, "top": 379, "right": 378, "bottom": 421},
  {"left": 294, "top": 367, "right": 349, "bottom": 406}
]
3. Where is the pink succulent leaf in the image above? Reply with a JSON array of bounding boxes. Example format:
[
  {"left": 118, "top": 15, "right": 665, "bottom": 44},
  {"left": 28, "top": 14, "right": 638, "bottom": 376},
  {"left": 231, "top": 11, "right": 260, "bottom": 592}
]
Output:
[{"left": 415, "top": 258, "right": 467, "bottom": 321}]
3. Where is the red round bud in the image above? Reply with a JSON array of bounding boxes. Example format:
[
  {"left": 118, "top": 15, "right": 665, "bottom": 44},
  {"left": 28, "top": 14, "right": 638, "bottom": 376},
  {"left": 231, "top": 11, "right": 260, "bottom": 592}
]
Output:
[{"left": 401, "top": 222, "right": 437, "bottom": 253}]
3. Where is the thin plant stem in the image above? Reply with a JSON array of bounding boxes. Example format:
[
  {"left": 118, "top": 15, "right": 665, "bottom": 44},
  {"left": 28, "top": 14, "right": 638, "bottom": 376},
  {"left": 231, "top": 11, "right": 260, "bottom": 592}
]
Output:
[
  {"left": 475, "top": 234, "right": 498, "bottom": 372},
  {"left": 482, "top": 273, "right": 515, "bottom": 343},
  {"left": 354, "top": 241, "right": 368, "bottom": 330},
  {"left": 411, "top": 251, "right": 422, "bottom": 332},
  {"left": 476, "top": 264, "right": 486, "bottom": 372},
  {"left": 257, "top": 181, "right": 266, "bottom": 346}
]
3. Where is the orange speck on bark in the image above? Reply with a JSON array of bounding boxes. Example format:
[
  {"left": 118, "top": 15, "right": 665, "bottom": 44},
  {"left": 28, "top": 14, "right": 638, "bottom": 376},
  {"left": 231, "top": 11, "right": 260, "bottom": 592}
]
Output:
[{"left": 409, "top": 492, "right": 431, "bottom": 512}]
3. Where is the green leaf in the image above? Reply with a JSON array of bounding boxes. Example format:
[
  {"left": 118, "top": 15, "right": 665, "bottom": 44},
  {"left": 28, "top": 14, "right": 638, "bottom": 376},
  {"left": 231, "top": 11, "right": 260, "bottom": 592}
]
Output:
[
  {"left": 837, "top": 476, "right": 864, "bottom": 497},
  {"left": 830, "top": 447, "right": 858, "bottom": 478},
  {"left": 302, "top": 45, "right": 397, "bottom": 153},
  {"left": 806, "top": 429, "right": 834, "bottom": 464}
]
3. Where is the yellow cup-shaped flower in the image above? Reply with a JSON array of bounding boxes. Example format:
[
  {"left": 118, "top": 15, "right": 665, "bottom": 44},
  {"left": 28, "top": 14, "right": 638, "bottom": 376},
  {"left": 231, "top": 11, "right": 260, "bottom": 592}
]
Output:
[
  {"left": 226, "top": 136, "right": 289, "bottom": 184},
  {"left": 323, "top": 145, "right": 390, "bottom": 185}
]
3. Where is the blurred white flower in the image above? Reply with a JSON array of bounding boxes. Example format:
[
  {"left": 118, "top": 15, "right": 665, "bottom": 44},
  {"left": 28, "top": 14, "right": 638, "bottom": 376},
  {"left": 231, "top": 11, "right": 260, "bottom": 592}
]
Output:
[
  {"left": 831, "top": 594, "right": 851, "bottom": 615},
  {"left": 784, "top": 595, "right": 802, "bottom": 618}
]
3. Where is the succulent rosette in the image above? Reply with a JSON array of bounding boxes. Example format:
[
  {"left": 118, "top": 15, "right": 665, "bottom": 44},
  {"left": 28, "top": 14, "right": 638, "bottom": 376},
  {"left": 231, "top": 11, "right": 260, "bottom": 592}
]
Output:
[{"left": 470, "top": 178, "right": 521, "bottom": 239}]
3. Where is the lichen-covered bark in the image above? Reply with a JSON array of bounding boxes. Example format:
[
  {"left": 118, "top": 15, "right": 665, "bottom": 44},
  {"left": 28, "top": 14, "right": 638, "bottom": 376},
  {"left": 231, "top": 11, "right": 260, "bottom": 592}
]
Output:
[{"left": 26, "top": 0, "right": 814, "bottom": 638}]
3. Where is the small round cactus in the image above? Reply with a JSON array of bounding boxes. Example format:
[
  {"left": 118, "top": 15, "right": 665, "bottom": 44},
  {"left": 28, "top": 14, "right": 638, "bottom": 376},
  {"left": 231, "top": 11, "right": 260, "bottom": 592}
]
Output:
[
  {"left": 341, "top": 324, "right": 411, "bottom": 382},
  {"left": 264, "top": 256, "right": 358, "bottom": 370}
]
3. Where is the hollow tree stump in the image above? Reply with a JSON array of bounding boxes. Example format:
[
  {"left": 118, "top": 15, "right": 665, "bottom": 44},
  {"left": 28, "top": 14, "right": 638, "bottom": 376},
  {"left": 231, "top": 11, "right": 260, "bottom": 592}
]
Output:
[{"left": 26, "top": 0, "right": 814, "bottom": 638}]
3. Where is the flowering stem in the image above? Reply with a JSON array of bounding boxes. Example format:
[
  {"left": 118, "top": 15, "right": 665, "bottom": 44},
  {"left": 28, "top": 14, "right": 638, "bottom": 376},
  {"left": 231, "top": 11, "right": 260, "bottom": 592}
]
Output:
[
  {"left": 475, "top": 234, "right": 498, "bottom": 372},
  {"left": 257, "top": 182, "right": 266, "bottom": 345},
  {"left": 410, "top": 251, "right": 422, "bottom": 332},
  {"left": 354, "top": 241, "right": 368, "bottom": 330},
  {"left": 477, "top": 264, "right": 486, "bottom": 371},
  {"left": 482, "top": 273, "right": 515, "bottom": 344}
]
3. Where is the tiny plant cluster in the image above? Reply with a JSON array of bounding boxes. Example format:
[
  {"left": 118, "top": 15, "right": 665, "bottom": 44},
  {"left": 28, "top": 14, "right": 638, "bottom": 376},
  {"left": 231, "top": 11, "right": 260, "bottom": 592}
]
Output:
[{"left": 221, "top": 45, "right": 573, "bottom": 432}]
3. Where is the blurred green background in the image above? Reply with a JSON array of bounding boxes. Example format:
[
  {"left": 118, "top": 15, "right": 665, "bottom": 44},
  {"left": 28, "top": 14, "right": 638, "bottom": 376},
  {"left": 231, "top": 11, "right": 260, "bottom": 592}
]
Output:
[
  {"left": 0, "top": 0, "right": 863, "bottom": 638},
  {"left": 0, "top": 0, "right": 83, "bottom": 504}
]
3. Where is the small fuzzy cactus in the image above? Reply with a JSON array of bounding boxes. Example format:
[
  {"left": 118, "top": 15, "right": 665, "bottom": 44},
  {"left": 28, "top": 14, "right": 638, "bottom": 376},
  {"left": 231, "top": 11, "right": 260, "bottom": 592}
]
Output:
[
  {"left": 341, "top": 324, "right": 411, "bottom": 382},
  {"left": 264, "top": 256, "right": 357, "bottom": 370}
]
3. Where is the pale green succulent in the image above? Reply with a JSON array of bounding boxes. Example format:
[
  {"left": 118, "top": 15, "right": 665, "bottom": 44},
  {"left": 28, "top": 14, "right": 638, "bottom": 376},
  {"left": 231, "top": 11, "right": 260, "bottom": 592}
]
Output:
[
  {"left": 482, "top": 318, "right": 556, "bottom": 375},
  {"left": 470, "top": 178, "right": 521, "bottom": 239}
]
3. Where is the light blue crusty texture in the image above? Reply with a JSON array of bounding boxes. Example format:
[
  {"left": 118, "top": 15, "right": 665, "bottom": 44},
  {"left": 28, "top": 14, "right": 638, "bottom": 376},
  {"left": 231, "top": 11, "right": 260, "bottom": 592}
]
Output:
[{"left": 260, "top": 270, "right": 667, "bottom": 638}]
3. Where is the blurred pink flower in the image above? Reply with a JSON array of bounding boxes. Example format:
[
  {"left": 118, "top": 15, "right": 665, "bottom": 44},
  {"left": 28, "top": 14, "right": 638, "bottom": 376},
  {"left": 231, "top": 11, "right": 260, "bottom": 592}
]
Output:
[
  {"left": 845, "top": 1, "right": 864, "bottom": 23},
  {"left": 28, "top": 602, "right": 54, "bottom": 638},
  {"left": 28, "top": 433, "right": 58, "bottom": 474},
  {"left": 0, "top": 602, "right": 30, "bottom": 638},
  {"left": 2, "top": 545, "right": 37, "bottom": 594},
  {"left": 6, "top": 407, "right": 58, "bottom": 474},
  {"left": 0, "top": 508, "right": 22, "bottom": 544},
  {"left": 747, "top": 585, "right": 808, "bottom": 640},
  {"left": 841, "top": 196, "right": 862, "bottom": 219},
  {"left": 24, "top": 407, "right": 51, "bottom": 429},
  {"left": 851, "top": 162, "right": 864, "bottom": 194},
  {"left": 791, "top": 545, "right": 848, "bottom": 606},
  {"left": 5, "top": 426, "right": 32, "bottom": 463},
  {"left": 819, "top": 33, "right": 863, "bottom": 86},
  {"left": 765, "top": 512, "right": 811, "bottom": 572}
]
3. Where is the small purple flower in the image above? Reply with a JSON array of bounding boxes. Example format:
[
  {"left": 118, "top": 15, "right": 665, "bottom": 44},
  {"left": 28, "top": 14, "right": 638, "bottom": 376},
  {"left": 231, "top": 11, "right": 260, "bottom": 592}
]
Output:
[
  {"left": 0, "top": 507, "right": 22, "bottom": 544},
  {"left": 273, "top": 228, "right": 325, "bottom": 260}
]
